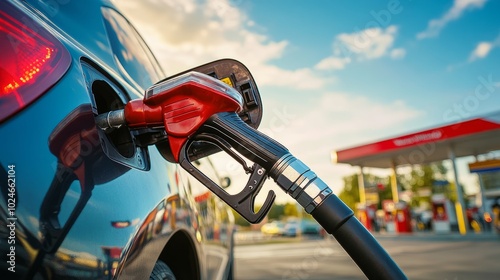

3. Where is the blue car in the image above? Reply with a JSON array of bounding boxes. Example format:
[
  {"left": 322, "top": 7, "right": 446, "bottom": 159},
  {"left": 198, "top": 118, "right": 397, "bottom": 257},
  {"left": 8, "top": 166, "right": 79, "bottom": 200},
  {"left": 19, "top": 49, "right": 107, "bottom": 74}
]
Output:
[
  {"left": 282, "top": 219, "right": 321, "bottom": 237},
  {"left": 0, "top": 0, "right": 236, "bottom": 279}
]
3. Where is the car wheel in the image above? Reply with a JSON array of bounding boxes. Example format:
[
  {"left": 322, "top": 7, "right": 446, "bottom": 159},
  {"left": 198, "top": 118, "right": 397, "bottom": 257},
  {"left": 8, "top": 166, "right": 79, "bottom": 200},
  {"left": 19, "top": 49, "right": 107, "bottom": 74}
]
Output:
[{"left": 150, "top": 260, "right": 176, "bottom": 280}]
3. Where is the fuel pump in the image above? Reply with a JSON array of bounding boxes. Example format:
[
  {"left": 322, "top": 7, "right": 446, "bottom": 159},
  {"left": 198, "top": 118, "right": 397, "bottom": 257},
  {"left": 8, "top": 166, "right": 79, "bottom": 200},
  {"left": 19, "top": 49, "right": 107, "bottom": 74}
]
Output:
[
  {"left": 394, "top": 201, "right": 412, "bottom": 233},
  {"left": 96, "top": 61, "right": 407, "bottom": 279}
]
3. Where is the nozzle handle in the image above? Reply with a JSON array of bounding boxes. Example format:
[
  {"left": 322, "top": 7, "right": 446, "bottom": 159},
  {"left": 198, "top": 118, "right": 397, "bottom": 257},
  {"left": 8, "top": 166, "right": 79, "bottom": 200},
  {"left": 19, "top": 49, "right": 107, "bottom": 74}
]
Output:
[
  {"left": 201, "top": 112, "right": 290, "bottom": 172},
  {"left": 179, "top": 137, "right": 276, "bottom": 223},
  {"left": 176, "top": 111, "right": 287, "bottom": 223}
]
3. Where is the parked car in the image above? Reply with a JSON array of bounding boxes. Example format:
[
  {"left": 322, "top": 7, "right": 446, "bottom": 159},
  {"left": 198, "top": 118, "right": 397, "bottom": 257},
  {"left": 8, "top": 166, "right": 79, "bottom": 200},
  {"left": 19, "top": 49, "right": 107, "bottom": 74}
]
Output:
[
  {"left": 0, "top": 0, "right": 235, "bottom": 279},
  {"left": 260, "top": 220, "right": 285, "bottom": 236},
  {"left": 282, "top": 219, "right": 321, "bottom": 237}
]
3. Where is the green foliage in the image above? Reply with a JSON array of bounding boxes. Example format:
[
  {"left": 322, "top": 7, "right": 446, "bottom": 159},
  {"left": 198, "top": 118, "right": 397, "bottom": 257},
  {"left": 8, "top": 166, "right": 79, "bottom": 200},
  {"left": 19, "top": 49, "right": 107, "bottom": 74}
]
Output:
[
  {"left": 230, "top": 209, "right": 250, "bottom": 227},
  {"left": 401, "top": 165, "right": 435, "bottom": 207},
  {"left": 338, "top": 174, "right": 360, "bottom": 211},
  {"left": 435, "top": 181, "right": 464, "bottom": 203},
  {"left": 267, "top": 203, "right": 285, "bottom": 220},
  {"left": 266, "top": 202, "right": 301, "bottom": 221},
  {"left": 337, "top": 162, "right": 451, "bottom": 211},
  {"left": 283, "top": 202, "right": 299, "bottom": 217},
  {"left": 376, "top": 177, "right": 393, "bottom": 209},
  {"left": 398, "top": 162, "right": 449, "bottom": 208},
  {"left": 338, "top": 173, "right": 393, "bottom": 211},
  {"left": 241, "top": 201, "right": 311, "bottom": 224}
]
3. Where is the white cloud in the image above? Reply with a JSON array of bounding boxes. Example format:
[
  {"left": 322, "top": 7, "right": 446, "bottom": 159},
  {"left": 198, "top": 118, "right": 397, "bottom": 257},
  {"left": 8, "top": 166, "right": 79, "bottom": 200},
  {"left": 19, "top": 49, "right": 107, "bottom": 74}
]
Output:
[
  {"left": 315, "top": 57, "right": 351, "bottom": 70},
  {"left": 337, "top": 25, "right": 399, "bottom": 60},
  {"left": 417, "top": 0, "right": 487, "bottom": 40},
  {"left": 315, "top": 25, "right": 404, "bottom": 71},
  {"left": 112, "top": 0, "right": 328, "bottom": 90},
  {"left": 468, "top": 33, "right": 500, "bottom": 62},
  {"left": 268, "top": 93, "right": 422, "bottom": 148},
  {"left": 390, "top": 48, "right": 406, "bottom": 59},
  {"left": 219, "top": 92, "right": 422, "bottom": 198},
  {"left": 448, "top": 33, "right": 500, "bottom": 70},
  {"left": 112, "top": 0, "right": 423, "bottom": 200},
  {"left": 252, "top": 65, "right": 329, "bottom": 90},
  {"left": 257, "top": 93, "right": 422, "bottom": 194},
  {"left": 469, "top": 42, "right": 493, "bottom": 61}
]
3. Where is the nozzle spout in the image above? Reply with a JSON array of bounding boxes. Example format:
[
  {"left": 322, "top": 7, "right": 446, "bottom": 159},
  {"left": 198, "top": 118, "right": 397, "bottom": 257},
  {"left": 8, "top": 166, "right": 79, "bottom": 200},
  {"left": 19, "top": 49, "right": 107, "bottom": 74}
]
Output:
[{"left": 95, "top": 109, "right": 125, "bottom": 130}]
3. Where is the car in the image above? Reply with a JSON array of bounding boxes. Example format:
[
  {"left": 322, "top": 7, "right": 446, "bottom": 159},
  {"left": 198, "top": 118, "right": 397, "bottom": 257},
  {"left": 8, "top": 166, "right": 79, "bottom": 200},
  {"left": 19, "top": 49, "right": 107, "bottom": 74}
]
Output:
[
  {"left": 0, "top": 0, "right": 236, "bottom": 279},
  {"left": 282, "top": 219, "right": 321, "bottom": 237},
  {"left": 260, "top": 220, "right": 285, "bottom": 236}
]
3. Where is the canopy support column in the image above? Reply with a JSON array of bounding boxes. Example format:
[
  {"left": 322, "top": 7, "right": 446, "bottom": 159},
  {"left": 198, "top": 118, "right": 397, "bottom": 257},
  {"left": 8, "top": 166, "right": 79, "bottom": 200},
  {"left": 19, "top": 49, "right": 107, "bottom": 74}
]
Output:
[
  {"left": 391, "top": 162, "right": 399, "bottom": 203},
  {"left": 449, "top": 147, "right": 468, "bottom": 235},
  {"left": 474, "top": 156, "right": 489, "bottom": 218},
  {"left": 358, "top": 166, "right": 366, "bottom": 204}
]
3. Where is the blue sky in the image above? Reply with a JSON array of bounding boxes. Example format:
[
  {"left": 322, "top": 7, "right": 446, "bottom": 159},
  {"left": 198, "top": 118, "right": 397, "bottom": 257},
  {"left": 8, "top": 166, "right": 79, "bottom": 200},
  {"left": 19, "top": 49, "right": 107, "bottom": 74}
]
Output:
[
  {"left": 116, "top": 0, "right": 500, "bottom": 202},
  {"left": 244, "top": 0, "right": 500, "bottom": 122}
]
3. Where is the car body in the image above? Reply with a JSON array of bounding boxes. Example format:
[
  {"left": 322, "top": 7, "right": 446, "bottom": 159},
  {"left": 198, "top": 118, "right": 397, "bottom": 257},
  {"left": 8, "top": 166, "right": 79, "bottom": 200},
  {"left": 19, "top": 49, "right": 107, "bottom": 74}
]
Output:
[{"left": 0, "top": 0, "right": 235, "bottom": 279}]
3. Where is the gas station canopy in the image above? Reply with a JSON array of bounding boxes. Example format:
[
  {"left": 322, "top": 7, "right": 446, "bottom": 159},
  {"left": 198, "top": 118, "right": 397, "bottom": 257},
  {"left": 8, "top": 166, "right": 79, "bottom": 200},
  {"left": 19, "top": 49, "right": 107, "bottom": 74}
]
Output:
[
  {"left": 332, "top": 112, "right": 500, "bottom": 235},
  {"left": 332, "top": 112, "right": 500, "bottom": 168}
]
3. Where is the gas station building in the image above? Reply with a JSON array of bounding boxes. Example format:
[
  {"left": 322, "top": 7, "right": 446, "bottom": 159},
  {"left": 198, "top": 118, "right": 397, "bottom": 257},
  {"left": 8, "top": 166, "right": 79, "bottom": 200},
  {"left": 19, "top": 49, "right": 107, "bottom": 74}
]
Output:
[{"left": 331, "top": 112, "right": 500, "bottom": 235}]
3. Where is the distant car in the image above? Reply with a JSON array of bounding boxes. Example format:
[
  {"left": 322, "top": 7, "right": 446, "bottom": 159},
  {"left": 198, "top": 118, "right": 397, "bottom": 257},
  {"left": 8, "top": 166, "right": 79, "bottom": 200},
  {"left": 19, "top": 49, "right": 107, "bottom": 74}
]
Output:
[
  {"left": 283, "top": 219, "right": 321, "bottom": 237},
  {"left": 261, "top": 221, "right": 285, "bottom": 236},
  {"left": 0, "top": 1, "right": 234, "bottom": 279}
]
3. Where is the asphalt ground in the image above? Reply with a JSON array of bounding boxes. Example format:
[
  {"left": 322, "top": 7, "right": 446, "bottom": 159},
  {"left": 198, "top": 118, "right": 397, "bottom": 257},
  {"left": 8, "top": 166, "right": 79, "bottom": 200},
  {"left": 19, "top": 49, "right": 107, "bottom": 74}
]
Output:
[{"left": 234, "top": 232, "right": 500, "bottom": 280}]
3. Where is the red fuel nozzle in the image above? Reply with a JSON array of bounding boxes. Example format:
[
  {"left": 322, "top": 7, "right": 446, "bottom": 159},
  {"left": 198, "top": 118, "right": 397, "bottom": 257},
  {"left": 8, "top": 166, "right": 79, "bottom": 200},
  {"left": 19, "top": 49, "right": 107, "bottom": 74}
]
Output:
[{"left": 124, "top": 72, "right": 243, "bottom": 162}]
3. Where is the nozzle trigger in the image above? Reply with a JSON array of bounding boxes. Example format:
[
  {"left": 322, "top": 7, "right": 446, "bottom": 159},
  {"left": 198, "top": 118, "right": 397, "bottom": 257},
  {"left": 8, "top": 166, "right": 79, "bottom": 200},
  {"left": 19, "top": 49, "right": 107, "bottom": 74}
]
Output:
[{"left": 179, "top": 136, "right": 275, "bottom": 223}]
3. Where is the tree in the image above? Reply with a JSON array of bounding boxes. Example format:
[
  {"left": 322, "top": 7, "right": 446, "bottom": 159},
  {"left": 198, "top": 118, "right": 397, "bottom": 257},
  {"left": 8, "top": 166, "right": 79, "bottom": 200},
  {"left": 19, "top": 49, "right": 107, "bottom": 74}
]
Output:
[
  {"left": 267, "top": 203, "right": 285, "bottom": 220},
  {"left": 231, "top": 209, "right": 250, "bottom": 227},
  {"left": 338, "top": 162, "right": 453, "bottom": 212},
  {"left": 338, "top": 172, "right": 393, "bottom": 211},
  {"left": 376, "top": 177, "right": 393, "bottom": 209},
  {"left": 283, "top": 202, "right": 299, "bottom": 217},
  {"left": 338, "top": 174, "right": 360, "bottom": 211},
  {"left": 398, "top": 162, "right": 448, "bottom": 208}
]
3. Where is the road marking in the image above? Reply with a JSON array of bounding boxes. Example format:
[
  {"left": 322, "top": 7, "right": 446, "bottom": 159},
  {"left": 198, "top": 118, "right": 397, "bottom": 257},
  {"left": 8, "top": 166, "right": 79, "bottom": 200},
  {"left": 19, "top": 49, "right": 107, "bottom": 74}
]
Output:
[{"left": 235, "top": 243, "right": 342, "bottom": 260}]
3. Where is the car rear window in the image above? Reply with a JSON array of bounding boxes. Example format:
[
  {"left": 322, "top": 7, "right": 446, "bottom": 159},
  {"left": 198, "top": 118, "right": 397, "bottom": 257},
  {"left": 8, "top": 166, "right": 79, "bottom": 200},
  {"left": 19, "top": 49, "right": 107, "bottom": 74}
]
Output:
[{"left": 102, "top": 7, "right": 163, "bottom": 90}]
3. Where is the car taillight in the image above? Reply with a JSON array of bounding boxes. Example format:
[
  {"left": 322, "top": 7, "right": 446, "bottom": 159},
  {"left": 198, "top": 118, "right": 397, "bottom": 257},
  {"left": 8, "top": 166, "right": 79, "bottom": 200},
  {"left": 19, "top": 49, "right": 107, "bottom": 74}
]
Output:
[{"left": 0, "top": 2, "right": 71, "bottom": 123}]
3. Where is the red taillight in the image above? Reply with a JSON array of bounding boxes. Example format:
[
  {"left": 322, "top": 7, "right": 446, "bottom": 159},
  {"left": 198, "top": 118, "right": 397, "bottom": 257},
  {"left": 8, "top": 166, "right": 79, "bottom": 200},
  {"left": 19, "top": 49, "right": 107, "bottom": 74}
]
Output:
[{"left": 0, "top": 2, "right": 71, "bottom": 123}]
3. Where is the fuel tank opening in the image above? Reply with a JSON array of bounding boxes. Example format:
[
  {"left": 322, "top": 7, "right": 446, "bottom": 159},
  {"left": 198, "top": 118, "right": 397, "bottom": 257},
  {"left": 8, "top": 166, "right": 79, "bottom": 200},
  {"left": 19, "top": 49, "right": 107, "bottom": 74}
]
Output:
[{"left": 92, "top": 80, "right": 134, "bottom": 158}]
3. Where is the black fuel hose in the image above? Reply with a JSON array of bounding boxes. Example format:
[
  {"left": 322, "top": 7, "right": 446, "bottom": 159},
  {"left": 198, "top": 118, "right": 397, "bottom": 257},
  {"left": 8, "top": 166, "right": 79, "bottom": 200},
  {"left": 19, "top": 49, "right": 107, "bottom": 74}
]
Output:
[
  {"left": 203, "top": 112, "right": 408, "bottom": 280},
  {"left": 312, "top": 195, "right": 408, "bottom": 279}
]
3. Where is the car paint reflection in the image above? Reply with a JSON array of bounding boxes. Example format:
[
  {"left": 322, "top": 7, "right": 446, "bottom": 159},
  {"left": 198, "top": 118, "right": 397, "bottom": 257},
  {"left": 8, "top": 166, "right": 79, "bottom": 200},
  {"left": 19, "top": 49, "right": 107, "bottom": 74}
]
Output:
[
  {"left": 0, "top": 102, "right": 233, "bottom": 279},
  {"left": 23, "top": 104, "right": 129, "bottom": 278},
  {"left": 1, "top": 1, "right": 235, "bottom": 277}
]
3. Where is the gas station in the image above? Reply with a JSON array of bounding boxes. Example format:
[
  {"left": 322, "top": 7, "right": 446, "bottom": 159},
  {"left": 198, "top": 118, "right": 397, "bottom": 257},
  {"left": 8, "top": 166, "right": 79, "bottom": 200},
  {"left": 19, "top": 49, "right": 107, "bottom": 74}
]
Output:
[{"left": 332, "top": 112, "right": 500, "bottom": 235}]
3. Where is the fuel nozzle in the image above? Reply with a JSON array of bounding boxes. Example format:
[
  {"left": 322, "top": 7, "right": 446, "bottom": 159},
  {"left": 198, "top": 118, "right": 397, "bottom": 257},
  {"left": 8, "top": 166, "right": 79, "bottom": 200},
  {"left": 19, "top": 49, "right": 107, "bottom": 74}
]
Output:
[
  {"left": 95, "top": 71, "right": 243, "bottom": 160},
  {"left": 94, "top": 71, "right": 278, "bottom": 222},
  {"left": 94, "top": 71, "right": 344, "bottom": 223}
]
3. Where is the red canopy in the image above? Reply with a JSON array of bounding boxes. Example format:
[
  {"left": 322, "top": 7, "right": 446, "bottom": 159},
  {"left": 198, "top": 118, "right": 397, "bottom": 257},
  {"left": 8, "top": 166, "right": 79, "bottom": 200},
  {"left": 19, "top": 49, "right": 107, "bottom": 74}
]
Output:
[{"left": 333, "top": 112, "right": 500, "bottom": 168}]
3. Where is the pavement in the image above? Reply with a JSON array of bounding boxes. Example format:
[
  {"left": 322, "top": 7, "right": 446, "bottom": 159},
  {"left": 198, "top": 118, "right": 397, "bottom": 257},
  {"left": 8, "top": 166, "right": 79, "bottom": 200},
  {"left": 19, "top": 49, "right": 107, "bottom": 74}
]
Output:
[
  {"left": 373, "top": 230, "right": 500, "bottom": 241},
  {"left": 234, "top": 231, "right": 500, "bottom": 280},
  {"left": 234, "top": 230, "right": 500, "bottom": 245}
]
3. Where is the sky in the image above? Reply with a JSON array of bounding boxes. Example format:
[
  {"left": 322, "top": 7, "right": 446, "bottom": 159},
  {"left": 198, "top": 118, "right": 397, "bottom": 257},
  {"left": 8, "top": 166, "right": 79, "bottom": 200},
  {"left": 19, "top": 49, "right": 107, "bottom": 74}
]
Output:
[{"left": 114, "top": 0, "right": 500, "bottom": 203}]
